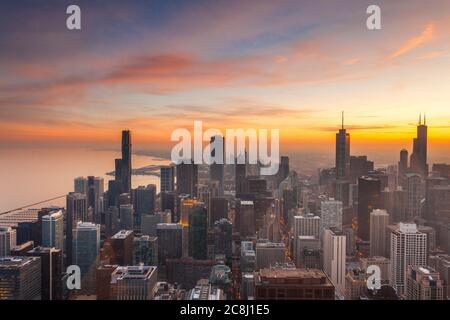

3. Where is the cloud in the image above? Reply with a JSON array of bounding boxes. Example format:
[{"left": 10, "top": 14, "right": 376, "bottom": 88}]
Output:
[{"left": 385, "top": 22, "right": 436, "bottom": 61}]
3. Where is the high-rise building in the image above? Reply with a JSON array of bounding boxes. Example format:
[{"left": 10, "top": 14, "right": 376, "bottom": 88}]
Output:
[
  {"left": 405, "top": 173, "right": 422, "bottom": 220},
  {"left": 369, "top": 209, "right": 389, "bottom": 257},
  {"left": 209, "top": 197, "right": 228, "bottom": 227},
  {"left": 292, "top": 214, "right": 320, "bottom": 256},
  {"left": 323, "top": 228, "right": 346, "bottom": 296},
  {"left": 119, "top": 204, "right": 134, "bottom": 231},
  {"left": 0, "top": 256, "right": 41, "bottom": 300},
  {"left": 133, "top": 184, "right": 156, "bottom": 226},
  {"left": 254, "top": 268, "right": 335, "bottom": 300},
  {"left": 209, "top": 218, "right": 232, "bottom": 263},
  {"left": 105, "top": 206, "right": 119, "bottom": 238},
  {"left": 23, "top": 246, "right": 63, "bottom": 300},
  {"left": 96, "top": 264, "right": 118, "bottom": 300},
  {"left": 72, "top": 222, "right": 100, "bottom": 275},
  {"left": 410, "top": 115, "right": 428, "bottom": 178},
  {"left": 133, "top": 235, "right": 158, "bottom": 266},
  {"left": 41, "top": 210, "right": 64, "bottom": 252},
  {"left": 237, "top": 200, "right": 255, "bottom": 238},
  {"left": 160, "top": 165, "right": 175, "bottom": 192},
  {"left": 336, "top": 112, "right": 350, "bottom": 180},
  {"left": 295, "top": 236, "right": 321, "bottom": 269},
  {"left": 255, "top": 241, "right": 285, "bottom": 270},
  {"left": 320, "top": 199, "right": 343, "bottom": 231},
  {"left": 111, "top": 266, "right": 157, "bottom": 300},
  {"left": 429, "top": 254, "right": 450, "bottom": 300},
  {"left": 141, "top": 211, "right": 171, "bottom": 237},
  {"left": 406, "top": 266, "right": 443, "bottom": 300},
  {"left": 87, "top": 176, "right": 104, "bottom": 224},
  {"left": 179, "top": 197, "right": 199, "bottom": 227},
  {"left": 110, "top": 230, "right": 134, "bottom": 266},
  {"left": 235, "top": 153, "right": 247, "bottom": 196},
  {"left": 156, "top": 223, "right": 183, "bottom": 265},
  {"left": 0, "top": 227, "right": 16, "bottom": 257},
  {"left": 66, "top": 192, "right": 87, "bottom": 266},
  {"left": 357, "top": 176, "right": 381, "bottom": 241},
  {"left": 176, "top": 161, "right": 198, "bottom": 197},
  {"left": 189, "top": 203, "right": 207, "bottom": 260},
  {"left": 398, "top": 149, "right": 409, "bottom": 181},
  {"left": 350, "top": 155, "right": 374, "bottom": 183},
  {"left": 74, "top": 177, "right": 88, "bottom": 194},
  {"left": 209, "top": 135, "right": 225, "bottom": 196},
  {"left": 390, "top": 223, "right": 427, "bottom": 296}
]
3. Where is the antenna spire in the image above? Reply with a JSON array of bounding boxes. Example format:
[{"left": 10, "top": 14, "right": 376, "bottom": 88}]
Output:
[
  {"left": 341, "top": 111, "right": 344, "bottom": 129},
  {"left": 419, "top": 113, "right": 422, "bottom": 125},
  {"left": 424, "top": 113, "right": 426, "bottom": 125}
]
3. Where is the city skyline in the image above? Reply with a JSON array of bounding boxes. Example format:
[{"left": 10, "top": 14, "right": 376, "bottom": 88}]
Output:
[
  {"left": 1, "top": 1, "right": 450, "bottom": 154},
  {"left": 1, "top": 0, "right": 450, "bottom": 304}
]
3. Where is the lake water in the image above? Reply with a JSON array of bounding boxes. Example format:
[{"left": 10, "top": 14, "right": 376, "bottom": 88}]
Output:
[{"left": 0, "top": 148, "right": 170, "bottom": 213}]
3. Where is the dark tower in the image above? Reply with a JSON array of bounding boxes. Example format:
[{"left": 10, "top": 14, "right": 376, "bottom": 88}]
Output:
[
  {"left": 336, "top": 111, "right": 350, "bottom": 180},
  {"left": 357, "top": 176, "right": 381, "bottom": 241},
  {"left": 410, "top": 114, "right": 428, "bottom": 178},
  {"left": 210, "top": 135, "right": 225, "bottom": 196}
]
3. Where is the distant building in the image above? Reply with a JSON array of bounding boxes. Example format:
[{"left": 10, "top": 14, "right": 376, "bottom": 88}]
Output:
[
  {"left": 189, "top": 203, "right": 208, "bottom": 260},
  {"left": 72, "top": 222, "right": 100, "bottom": 276},
  {"left": 166, "top": 257, "right": 217, "bottom": 289},
  {"left": 254, "top": 268, "right": 335, "bottom": 300},
  {"left": 160, "top": 165, "right": 175, "bottom": 192},
  {"left": 360, "top": 256, "right": 391, "bottom": 285},
  {"left": 320, "top": 199, "right": 343, "bottom": 231},
  {"left": 111, "top": 266, "right": 158, "bottom": 300},
  {"left": 255, "top": 241, "right": 285, "bottom": 270},
  {"left": 133, "top": 235, "right": 158, "bottom": 266},
  {"left": 323, "top": 228, "right": 346, "bottom": 295},
  {"left": 390, "top": 223, "right": 427, "bottom": 296},
  {"left": 357, "top": 176, "right": 381, "bottom": 241},
  {"left": 406, "top": 266, "right": 443, "bottom": 300},
  {"left": 186, "top": 279, "right": 224, "bottom": 300},
  {"left": 369, "top": 209, "right": 389, "bottom": 257},
  {"left": 0, "top": 227, "right": 16, "bottom": 257},
  {"left": 41, "top": 209, "right": 64, "bottom": 252},
  {"left": 156, "top": 223, "right": 183, "bottom": 265},
  {"left": 110, "top": 230, "right": 134, "bottom": 266},
  {"left": 0, "top": 256, "right": 41, "bottom": 300}
]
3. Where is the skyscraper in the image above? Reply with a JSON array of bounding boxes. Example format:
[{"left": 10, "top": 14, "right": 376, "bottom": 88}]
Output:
[
  {"left": 110, "top": 230, "right": 134, "bottom": 266},
  {"left": 357, "top": 176, "right": 381, "bottom": 241},
  {"left": 119, "top": 204, "right": 134, "bottom": 231},
  {"left": 189, "top": 203, "right": 208, "bottom": 260},
  {"left": 406, "top": 266, "right": 443, "bottom": 300},
  {"left": 72, "top": 221, "right": 100, "bottom": 275},
  {"left": 323, "top": 228, "right": 346, "bottom": 296},
  {"left": 133, "top": 235, "right": 158, "bottom": 266},
  {"left": 369, "top": 209, "right": 389, "bottom": 257},
  {"left": 0, "top": 257, "right": 41, "bottom": 300},
  {"left": 320, "top": 199, "right": 343, "bottom": 231},
  {"left": 66, "top": 192, "right": 87, "bottom": 266},
  {"left": 41, "top": 210, "right": 64, "bottom": 252},
  {"left": 335, "top": 112, "right": 350, "bottom": 180},
  {"left": 156, "top": 223, "right": 183, "bottom": 265},
  {"left": 23, "top": 246, "right": 63, "bottom": 300},
  {"left": 176, "top": 161, "right": 198, "bottom": 197},
  {"left": 121, "top": 130, "right": 132, "bottom": 194},
  {"left": 133, "top": 184, "right": 156, "bottom": 226},
  {"left": 209, "top": 134, "right": 225, "bottom": 196},
  {"left": 405, "top": 173, "right": 422, "bottom": 220},
  {"left": 160, "top": 165, "right": 175, "bottom": 192},
  {"left": 111, "top": 266, "right": 157, "bottom": 300},
  {"left": 398, "top": 149, "right": 409, "bottom": 181},
  {"left": 0, "top": 227, "right": 16, "bottom": 257},
  {"left": 410, "top": 114, "right": 428, "bottom": 178},
  {"left": 390, "top": 223, "right": 427, "bottom": 296},
  {"left": 255, "top": 241, "right": 285, "bottom": 270},
  {"left": 74, "top": 177, "right": 88, "bottom": 194}
]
